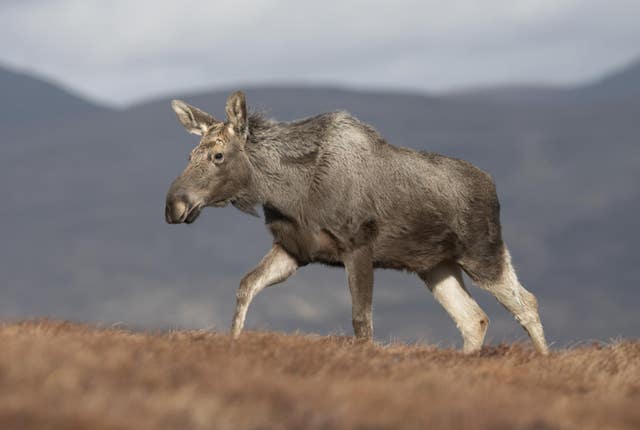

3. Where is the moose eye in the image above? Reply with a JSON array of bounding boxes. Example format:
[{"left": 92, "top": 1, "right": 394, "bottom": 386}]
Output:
[{"left": 206, "top": 152, "right": 223, "bottom": 163}]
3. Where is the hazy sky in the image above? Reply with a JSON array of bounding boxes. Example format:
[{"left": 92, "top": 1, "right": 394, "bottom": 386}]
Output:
[{"left": 1, "top": 0, "right": 639, "bottom": 106}]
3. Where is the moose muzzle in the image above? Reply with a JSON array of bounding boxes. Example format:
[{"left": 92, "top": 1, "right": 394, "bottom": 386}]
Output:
[{"left": 165, "top": 189, "right": 202, "bottom": 224}]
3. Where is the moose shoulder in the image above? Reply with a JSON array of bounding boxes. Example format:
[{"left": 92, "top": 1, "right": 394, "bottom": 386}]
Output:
[{"left": 165, "top": 91, "right": 549, "bottom": 354}]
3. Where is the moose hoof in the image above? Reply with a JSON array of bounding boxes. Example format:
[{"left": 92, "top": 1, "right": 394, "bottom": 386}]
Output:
[{"left": 353, "top": 319, "right": 373, "bottom": 340}]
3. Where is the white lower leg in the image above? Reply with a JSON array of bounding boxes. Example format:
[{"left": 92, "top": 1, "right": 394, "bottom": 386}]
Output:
[
  {"left": 422, "top": 264, "right": 489, "bottom": 353},
  {"left": 230, "top": 245, "right": 298, "bottom": 339},
  {"left": 483, "top": 249, "right": 549, "bottom": 354},
  {"left": 231, "top": 291, "right": 252, "bottom": 338}
]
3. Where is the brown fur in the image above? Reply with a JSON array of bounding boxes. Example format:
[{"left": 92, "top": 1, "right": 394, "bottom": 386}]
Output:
[{"left": 1, "top": 321, "right": 638, "bottom": 430}]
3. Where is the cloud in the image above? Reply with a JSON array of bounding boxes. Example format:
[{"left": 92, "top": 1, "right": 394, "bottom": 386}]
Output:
[{"left": 1, "top": 0, "right": 639, "bottom": 105}]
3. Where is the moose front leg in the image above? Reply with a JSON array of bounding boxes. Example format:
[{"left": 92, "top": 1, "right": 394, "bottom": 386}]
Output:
[
  {"left": 344, "top": 247, "right": 374, "bottom": 340},
  {"left": 231, "top": 244, "right": 298, "bottom": 338}
]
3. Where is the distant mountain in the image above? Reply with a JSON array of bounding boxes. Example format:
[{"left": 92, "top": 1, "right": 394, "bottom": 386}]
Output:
[
  {"left": 448, "top": 56, "right": 640, "bottom": 105},
  {"left": 446, "top": 84, "right": 567, "bottom": 104},
  {"left": 0, "top": 61, "right": 638, "bottom": 347},
  {"left": 0, "top": 65, "right": 109, "bottom": 132},
  {"left": 575, "top": 57, "right": 640, "bottom": 102}
]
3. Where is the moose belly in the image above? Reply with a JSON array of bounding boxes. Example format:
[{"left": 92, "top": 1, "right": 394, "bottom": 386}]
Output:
[
  {"left": 263, "top": 205, "right": 459, "bottom": 271},
  {"left": 263, "top": 204, "right": 343, "bottom": 265},
  {"left": 267, "top": 220, "right": 343, "bottom": 266},
  {"left": 372, "top": 223, "right": 460, "bottom": 272}
]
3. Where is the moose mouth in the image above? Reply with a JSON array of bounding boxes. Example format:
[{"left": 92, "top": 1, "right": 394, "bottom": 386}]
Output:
[
  {"left": 184, "top": 205, "right": 202, "bottom": 224},
  {"left": 165, "top": 198, "right": 232, "bottom": 225},
  {"left": 210, "top": 197, "right": 233, "bottom": 208},
  {"left": 184, "top": 198, "right": 231, "bottom": 223}
]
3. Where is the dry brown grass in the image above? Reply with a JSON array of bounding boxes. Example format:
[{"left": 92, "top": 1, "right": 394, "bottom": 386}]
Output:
[{"left": 0, "top": 320, "right": 638, "bottom": 430}]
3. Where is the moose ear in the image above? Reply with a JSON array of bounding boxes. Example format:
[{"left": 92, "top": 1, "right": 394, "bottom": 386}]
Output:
[
  {"left": 171, "top": 100, "right": 218, "bottom": 136},
  {"left": 225, "top": 91, "right": 248, "bottom": 137}
]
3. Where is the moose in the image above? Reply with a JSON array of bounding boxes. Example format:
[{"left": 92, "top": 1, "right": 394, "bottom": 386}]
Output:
[{"left": 165, "top": 91, "right": 549, "bottom": 354}]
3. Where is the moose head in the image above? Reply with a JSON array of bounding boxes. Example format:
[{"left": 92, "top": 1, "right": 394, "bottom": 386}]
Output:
[{"left": 165, "top": 91, "right": 254, "bottom": 224}]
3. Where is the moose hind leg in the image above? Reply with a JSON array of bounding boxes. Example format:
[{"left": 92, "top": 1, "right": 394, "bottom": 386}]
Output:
[
  {"left": 231, "top": 244, "right": 298, "bottom": 338},
  {"left": 474, "top": 248, "right": 549, "bottom": 354},
  {"left": 419, "top": 262, "right": 489, "bottom": 353}
]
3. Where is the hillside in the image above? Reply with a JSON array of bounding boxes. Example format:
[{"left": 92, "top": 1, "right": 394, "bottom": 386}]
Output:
[
  {"left": 575, "top": 57, "right": 640, "bottom": 102},
  {"left": 0, "top": 57, "right": 639, "bottom": 346},
  {"left": 0, "top": 321, "right": 638, "bottom": 430},
  {"left": 447, "top": 56, "right": 640, "bottom": 104},
  {"left": 0, "top": 65, "right": 108, "bottom": 131}
]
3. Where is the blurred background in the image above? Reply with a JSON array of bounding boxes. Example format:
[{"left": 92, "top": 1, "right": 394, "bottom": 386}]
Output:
[{"left": 1, "top": 0, "right": 638, "bottom": 346}]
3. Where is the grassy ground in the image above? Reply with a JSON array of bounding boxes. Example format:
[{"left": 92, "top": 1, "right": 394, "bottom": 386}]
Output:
[{"left": 0, "top": 320, "right": 638, "bottom": 430}]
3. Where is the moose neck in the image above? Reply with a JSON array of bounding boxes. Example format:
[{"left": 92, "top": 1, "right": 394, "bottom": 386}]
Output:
[{"left": 241, "top": 114, "right": 319, "bottom": 220}]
